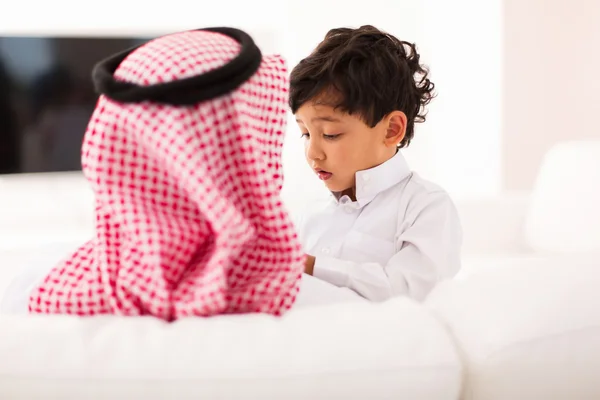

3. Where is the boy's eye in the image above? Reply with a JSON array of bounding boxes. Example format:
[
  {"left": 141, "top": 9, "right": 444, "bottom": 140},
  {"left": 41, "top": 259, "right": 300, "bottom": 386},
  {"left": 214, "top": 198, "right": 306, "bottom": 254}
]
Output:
[{"left": 300, "top": 132, "right": 341, "bottom": 140}]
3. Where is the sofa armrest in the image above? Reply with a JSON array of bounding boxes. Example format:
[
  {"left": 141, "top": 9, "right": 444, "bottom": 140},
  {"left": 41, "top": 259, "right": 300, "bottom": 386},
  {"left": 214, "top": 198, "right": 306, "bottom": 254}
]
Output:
[{"left": 426, "top": 255, "right": 600, "bottom": 399}]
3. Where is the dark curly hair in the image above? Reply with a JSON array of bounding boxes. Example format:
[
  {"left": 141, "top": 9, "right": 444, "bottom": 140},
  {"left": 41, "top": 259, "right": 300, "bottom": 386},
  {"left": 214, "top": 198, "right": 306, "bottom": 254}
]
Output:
[{"left": 289, "top": 25, "right": 435, "bottom": 148}]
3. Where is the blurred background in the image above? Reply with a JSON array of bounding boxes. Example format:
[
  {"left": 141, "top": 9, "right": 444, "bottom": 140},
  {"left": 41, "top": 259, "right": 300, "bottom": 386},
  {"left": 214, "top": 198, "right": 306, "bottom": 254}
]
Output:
[{"left": 0, "top": 0, "right": 598, "bottom": 201}]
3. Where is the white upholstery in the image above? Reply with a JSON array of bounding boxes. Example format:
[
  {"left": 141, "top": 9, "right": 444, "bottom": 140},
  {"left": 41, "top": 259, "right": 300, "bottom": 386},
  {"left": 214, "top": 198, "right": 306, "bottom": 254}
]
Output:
[
  {"left": 426, "top": 256, "right": 600, "bottom": 400},
  {"left": 0, "top": 298, "right": 462, "bottom": 399},
  {"left": 455, "top": 194, "right": 530, "bottom": 256},
  {"left": 524, "top": 140, "right": 600, "bottom": 254},
  {"left": 0, "top": 242, "right": 82, "bottom": 314},
  {"left": 0, "top": 172, "right": 94, "bottom": 251}
]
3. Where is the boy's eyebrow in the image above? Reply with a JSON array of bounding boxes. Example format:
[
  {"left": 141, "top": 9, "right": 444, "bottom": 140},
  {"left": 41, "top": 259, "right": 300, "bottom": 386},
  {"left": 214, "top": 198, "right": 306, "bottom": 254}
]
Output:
[
  {"left": 312, "top": 116, "right": 341, "bottom": 123},
  {"left": 295, "top": 116, "right": 341, "bottom": 123}
]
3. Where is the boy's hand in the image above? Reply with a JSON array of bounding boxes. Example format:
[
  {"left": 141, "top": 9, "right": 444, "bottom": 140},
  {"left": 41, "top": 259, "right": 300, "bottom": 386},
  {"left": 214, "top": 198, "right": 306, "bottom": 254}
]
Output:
[{"left": 304, "top": 255, "right": 316, "bottom": 275}]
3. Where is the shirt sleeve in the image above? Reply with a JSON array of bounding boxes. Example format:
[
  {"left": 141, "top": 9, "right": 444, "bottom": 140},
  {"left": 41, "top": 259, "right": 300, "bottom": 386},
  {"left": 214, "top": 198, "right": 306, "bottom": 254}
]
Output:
[{"left": 312, "top": 191, "right": 462, "bottom": 302}]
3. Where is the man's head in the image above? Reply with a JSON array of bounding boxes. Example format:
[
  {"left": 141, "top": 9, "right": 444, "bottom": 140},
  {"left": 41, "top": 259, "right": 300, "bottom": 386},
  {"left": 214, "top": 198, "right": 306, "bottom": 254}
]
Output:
[
  {"left": 30, "top": 29, "right": 304, "bottom": 319},
  {"left": 290, "top": 25, "right": 435, "bottom": 194}
]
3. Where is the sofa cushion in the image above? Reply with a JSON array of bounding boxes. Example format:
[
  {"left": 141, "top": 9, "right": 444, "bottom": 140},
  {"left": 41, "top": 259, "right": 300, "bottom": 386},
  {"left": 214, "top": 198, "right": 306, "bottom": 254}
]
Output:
[
  {"left": 0, "top": 242, "right": 85, "bottom": 313},
  {"left": 426, "top": 255, "right": 600, "bottom": 400},
  {"left": 0, "top": 297, "right": 462, "bottom": 399}
]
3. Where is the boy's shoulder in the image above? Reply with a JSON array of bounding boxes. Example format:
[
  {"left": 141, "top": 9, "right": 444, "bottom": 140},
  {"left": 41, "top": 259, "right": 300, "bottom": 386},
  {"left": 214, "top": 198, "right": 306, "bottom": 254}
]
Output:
[
  {"left": 369, "top": 171, "right": 456, "bottom": 222},
  {"left": 398, "top": 172, "right": 459, "bottom": 221},
  {"left": 404, "top": 172, "right": 450, "bottom": 197}
]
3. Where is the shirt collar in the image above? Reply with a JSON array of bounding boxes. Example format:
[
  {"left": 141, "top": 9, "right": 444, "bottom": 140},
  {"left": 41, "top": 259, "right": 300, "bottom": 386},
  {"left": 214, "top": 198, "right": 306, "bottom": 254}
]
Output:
[{"left": 333, "top": 151, "right": 412, "bottom": 208}]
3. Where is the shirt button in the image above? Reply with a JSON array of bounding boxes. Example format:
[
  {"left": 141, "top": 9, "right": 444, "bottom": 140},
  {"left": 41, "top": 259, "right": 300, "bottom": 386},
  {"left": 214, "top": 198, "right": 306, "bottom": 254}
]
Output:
[
  {"left": 321, "top": 247, "right": 331, "bottom": 254},
  {"left": 362, "top": 174, "right": 370, "bottom": 181},
  {"left": 344, "top": 205, "right": 355, "bottom": 214}
]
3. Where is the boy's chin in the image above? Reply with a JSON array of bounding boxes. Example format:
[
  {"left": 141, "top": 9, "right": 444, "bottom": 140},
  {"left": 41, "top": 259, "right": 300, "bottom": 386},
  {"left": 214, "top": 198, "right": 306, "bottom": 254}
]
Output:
[{"left": 323, "top": 180, "right": 352, "bottom": 194}]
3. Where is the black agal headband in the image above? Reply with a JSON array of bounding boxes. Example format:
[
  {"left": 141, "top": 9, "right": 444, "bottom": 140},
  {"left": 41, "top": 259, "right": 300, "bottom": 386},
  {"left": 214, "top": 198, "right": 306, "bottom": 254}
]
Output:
[{"left": 92, "top": 27, "right": 262, "bottom": 106}]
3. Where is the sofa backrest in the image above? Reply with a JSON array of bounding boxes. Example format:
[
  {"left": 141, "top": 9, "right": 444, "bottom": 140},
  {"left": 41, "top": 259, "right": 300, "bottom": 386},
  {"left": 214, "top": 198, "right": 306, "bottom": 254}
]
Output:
[{"left": 524, "top": 140, "right": 600, "bottom": 254}]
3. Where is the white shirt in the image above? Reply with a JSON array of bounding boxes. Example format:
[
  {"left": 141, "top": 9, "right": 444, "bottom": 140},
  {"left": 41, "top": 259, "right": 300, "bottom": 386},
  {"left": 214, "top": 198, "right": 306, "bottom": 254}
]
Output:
[{"left": 297, "top": 151, "right": 462, "bottom": 302}]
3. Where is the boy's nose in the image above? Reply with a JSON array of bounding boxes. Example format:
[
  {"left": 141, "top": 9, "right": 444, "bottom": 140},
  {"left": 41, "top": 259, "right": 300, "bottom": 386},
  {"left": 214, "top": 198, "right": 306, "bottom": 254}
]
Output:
[{"left": 306, "top": 140, "right": 325, "bottom": 161}]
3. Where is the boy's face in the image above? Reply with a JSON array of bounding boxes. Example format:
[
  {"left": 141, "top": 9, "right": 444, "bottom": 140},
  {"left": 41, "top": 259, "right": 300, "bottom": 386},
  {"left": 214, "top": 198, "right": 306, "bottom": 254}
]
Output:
[{"left": 295, "top": 102, "right": 405, "bottom": 195}]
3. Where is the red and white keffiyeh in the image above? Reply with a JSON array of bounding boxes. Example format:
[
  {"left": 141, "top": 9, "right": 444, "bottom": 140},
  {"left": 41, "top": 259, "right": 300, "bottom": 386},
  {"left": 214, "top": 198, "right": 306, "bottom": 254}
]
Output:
[{"left": 28, "top": 30, "right": 304, "bottom": 319}]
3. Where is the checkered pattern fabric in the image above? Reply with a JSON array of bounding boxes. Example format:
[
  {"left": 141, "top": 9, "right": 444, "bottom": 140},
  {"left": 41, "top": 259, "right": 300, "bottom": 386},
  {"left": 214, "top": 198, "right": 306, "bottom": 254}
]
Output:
[{"left": 28, "top": 30, "right": 304, "bottom": 319}]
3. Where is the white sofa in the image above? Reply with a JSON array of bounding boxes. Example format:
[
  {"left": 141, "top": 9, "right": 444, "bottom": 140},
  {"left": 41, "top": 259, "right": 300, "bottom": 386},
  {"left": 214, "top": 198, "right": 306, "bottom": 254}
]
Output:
[{"left": 0, "top": 140, "right": 599, "bottom": 399}]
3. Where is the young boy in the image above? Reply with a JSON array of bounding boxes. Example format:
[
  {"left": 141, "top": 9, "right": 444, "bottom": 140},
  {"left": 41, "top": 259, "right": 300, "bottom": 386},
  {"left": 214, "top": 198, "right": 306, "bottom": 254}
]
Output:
[{"left": 290, "top": 25, "right": 462, "bottom": 302}]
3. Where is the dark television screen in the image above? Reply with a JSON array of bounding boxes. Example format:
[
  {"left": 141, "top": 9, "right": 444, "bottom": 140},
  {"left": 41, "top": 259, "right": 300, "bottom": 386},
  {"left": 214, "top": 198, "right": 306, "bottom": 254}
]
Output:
[{"left": 0, "top": 36, "right": 151, "bottom": 174}]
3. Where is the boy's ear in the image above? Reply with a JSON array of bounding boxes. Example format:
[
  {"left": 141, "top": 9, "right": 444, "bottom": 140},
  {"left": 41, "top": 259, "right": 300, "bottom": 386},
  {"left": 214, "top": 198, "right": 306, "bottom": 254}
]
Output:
[{"left": 384, "top": 111, "right": 407, "bottom": 147}]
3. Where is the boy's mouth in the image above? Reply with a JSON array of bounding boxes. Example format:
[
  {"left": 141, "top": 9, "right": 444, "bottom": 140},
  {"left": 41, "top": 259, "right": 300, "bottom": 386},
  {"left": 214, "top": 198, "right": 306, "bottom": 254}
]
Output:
[{"left": 314, "top": 168, "right": 333, "bottom": 181}]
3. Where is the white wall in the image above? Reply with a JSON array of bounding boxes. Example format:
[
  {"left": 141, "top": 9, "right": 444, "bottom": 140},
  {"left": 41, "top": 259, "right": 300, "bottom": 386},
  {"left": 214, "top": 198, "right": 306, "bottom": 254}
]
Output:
[
  {"left": 503, "top": 0, "right": 600, "bottom": 190},
  {"left": 420, "top": 0, "right": 503, "bottom": 199},
  {"left": 0, "top": 1, "right": 287, "bottom": 38},
  {"left": 1, "top": 0, "right": 503, "bottom": 202}
]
